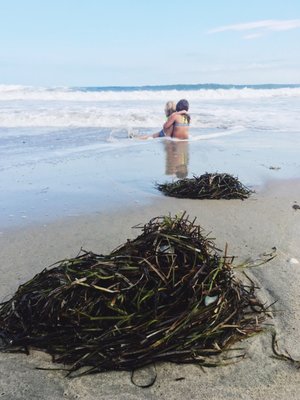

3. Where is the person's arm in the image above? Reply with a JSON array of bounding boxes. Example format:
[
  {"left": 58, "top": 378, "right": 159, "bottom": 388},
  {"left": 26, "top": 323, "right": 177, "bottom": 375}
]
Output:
[
  {"left": 163, "top": 110, "right": 187, "bottom": 129},
  {"left": 163, "top": 113, "right": 178, "bottom": 130}
]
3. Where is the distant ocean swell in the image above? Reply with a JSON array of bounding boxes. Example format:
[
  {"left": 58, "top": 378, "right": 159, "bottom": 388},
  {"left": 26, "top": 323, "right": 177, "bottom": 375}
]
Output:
[{"left": 1, "top": 84, "right": 300, "bottom": 101}]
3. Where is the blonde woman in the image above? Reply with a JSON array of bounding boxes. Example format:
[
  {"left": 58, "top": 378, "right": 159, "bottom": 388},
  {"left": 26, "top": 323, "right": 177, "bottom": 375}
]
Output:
[
  {"left": 152, "top": 101, "right": 176, "bottom": 138},
  {"left": 138, "top": 101, "right": 176, "bottom": 139}
]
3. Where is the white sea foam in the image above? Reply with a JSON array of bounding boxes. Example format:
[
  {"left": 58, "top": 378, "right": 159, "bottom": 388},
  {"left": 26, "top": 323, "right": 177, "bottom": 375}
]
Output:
[
  {"left": 190, "top": 126, "right": 246, "bottom": 140},
  {"left": 0, "top": 84, "right": 300, "bottom": 132}
]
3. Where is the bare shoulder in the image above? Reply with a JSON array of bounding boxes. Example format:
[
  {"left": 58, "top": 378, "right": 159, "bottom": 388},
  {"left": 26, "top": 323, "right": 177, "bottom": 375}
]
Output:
[{"left": 173, "top": 113, "right": 183, "bottom": 121}]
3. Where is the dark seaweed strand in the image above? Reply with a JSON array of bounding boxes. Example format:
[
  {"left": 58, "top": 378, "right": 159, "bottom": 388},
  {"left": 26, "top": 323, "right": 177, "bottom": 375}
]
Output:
[{"left": 0, "top": 214, "right": 266, "bottom": 375}]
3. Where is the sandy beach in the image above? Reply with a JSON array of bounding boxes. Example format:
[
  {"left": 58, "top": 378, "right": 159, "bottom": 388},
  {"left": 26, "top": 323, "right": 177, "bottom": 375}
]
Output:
[
  {"left": 0, "top": 178, "right": 299, "bottom": 400},
  {"left": 2, "top": 0, "right": 300, "bottom": 397},
  {"left": 1, "top": 81, "right": 300, "bottom": 400}
]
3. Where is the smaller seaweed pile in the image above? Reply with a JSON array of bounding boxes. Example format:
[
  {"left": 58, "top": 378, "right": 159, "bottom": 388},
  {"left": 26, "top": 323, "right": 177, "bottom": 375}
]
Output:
[
  {"left": 0, "top": 214, "right": 266, "bottom": 376},
  {"left": 156, "top": 173, "right": 253, "bottom": 199}
]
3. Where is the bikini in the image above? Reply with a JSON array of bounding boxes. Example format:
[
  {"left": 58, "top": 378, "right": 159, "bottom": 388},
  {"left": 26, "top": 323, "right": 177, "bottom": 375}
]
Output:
[
  {"left": 159, "top": 115, "right": 190, "bottom": 137},
  {"left": 174, "top": 115, "right": 190, "bottom": 127}
]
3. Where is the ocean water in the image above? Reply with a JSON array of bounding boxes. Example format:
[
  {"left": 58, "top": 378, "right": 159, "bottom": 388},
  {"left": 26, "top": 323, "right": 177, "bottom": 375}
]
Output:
[{"left": 0, "top": 84, "right": 300, "bottom": 228}]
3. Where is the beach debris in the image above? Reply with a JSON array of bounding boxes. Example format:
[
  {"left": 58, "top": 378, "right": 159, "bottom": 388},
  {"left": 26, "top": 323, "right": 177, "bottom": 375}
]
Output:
[
  {"left": 0, "top": 214, "right": 268, "bottom": 376},
  {"left": 240, "top": 248, "right": 277, "bottom": 269},
  {"left": 127, "top": 129, "right": 138, "bottom": 139},
  {"left": 288, "top": 258, "right": 299, "bottom": 265},
  {"left": 271, "top": 332, "right": 300, "bottom": 368},
  {"left": 156, "top": 173, "right": 253, "bottom": 200},
  {"left": 261, "top": 164, "right": 281, "bottom": 171},
  {"left": 292, "top": 204, "right": 300, "bottom": 211},
  {"left": 204, "top": 295, "right": 219, "bottom": 306}
]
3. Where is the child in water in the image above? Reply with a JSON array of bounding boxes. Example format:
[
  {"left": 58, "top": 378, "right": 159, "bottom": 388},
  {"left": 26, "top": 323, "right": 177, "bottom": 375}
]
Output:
[{"left": 152, "top": 101, "right": 176, "bottom": 138}]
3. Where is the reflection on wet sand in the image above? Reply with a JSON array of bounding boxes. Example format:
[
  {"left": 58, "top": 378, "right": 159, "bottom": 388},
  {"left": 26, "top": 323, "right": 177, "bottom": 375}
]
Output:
[{"left": 164, "top": 140, "right": 189, "bottom": 178}]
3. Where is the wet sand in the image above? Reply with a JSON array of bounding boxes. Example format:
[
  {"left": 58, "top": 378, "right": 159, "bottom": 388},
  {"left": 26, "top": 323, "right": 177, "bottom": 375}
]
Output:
[{"left": 0, "top": 179, "right": 300, "bottom": 399}]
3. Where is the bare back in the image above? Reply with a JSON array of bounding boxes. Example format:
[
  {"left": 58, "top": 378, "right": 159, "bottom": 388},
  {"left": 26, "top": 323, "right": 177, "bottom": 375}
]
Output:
[{"left": 164, "top": 112, "right": 190, "bottom": 140}]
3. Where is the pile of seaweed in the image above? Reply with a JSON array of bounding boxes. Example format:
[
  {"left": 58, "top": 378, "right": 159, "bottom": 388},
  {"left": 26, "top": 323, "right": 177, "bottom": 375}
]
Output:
[
  {"left": 156, "top": 173, "right": 253, "bottom": 199},
  {"left": 0, "top": 214, "right": 266, "bottom": 376}
]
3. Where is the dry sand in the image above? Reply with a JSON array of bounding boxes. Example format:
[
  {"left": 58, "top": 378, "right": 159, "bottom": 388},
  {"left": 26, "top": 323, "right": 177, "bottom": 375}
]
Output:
[{"left": 0, "top": 179, "right": 300, "bottom": 400}]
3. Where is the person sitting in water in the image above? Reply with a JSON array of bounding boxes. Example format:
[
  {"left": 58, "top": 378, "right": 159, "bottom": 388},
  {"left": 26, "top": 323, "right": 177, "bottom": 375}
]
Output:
[
  {"left": 138, "top": 101, "right": 176, "bottom": 139},
  {"left": 152, "top": 101, "right": 176, "bottom": 138},
  {"left": 163, "top": 99, "right": 190, "bottom": 140},
  {"left": 137, "top": 99, "right": 190, "bottom": 140}
]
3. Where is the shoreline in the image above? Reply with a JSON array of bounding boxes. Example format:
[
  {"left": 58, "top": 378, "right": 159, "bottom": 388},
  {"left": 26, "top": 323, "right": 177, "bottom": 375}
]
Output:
[
  {"left": 2, "top": 123, "right": 300, "bottom": 231},
  {"left": 1, "top": 177, "right": 299, "bottom": 293},
  {"left": 0, "top": 177, "right": 300, "bottom": 399}
]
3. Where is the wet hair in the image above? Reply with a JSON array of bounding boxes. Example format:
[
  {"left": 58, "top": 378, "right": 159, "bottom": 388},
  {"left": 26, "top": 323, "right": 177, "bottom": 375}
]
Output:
[
  {"left": 176, "top": 99, "right": 190, "bottom": 124},
  {"left": 164, "top": 101, "right": 176, "bottom": 117},
  {"left": 176, "top": 99, "right": 189, "bottom": 112}
]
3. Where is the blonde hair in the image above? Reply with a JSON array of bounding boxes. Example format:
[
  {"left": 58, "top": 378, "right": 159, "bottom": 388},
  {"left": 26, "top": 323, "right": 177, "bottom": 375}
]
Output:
[{"left": 164, "top": 101, "right": 176, "bottom": 117}]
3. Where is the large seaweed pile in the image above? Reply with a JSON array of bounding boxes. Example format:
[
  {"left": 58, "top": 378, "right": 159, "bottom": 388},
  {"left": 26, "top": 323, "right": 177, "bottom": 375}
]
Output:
[
  {"left": 0, "top": 214, "right": 266, "bottom": 376},
  {"left": 156, "top": 173, "right": 253, "bottom": 199}
]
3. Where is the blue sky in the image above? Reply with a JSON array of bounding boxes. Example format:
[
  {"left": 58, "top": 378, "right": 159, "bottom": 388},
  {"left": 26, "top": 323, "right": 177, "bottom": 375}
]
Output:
[{"left": 1, "top": 0, "right": 300, "bottom": 86}]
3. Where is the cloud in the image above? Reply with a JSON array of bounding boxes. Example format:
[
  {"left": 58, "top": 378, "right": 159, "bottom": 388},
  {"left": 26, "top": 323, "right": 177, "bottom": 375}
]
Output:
[
  {"left": 243, "top": 33, "right": 264, "bottom": 40},
  {"left": 208, "top": 19, "right": 300, "bottom": 37}
]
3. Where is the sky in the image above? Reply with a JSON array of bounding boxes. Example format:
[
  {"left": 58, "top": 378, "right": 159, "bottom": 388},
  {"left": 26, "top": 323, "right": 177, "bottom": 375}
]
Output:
[{"left": 0, "top": 0, "right": 300, "bottom": 86}]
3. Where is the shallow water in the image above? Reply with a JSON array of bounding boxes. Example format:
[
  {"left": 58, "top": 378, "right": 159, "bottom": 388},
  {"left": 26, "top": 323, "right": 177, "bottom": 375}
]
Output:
[{"left": 1, "top": 84, "right": 300, "bottom": 228}]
